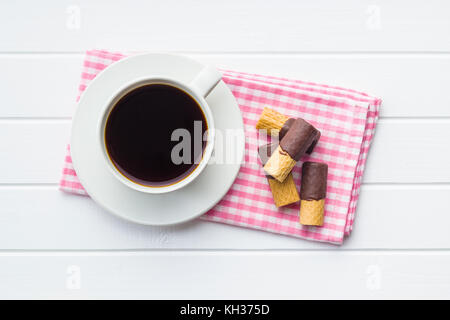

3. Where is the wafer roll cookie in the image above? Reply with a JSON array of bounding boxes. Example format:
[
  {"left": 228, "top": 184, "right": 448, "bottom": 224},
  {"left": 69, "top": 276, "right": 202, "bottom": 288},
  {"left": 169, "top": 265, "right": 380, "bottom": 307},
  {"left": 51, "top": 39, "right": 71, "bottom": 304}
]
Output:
[
  {"left": 299, "top": 162, "right": 328, "bottom": 226},
  {"left": 263, "top": 145, "right": 296, "bottom": 183},
  {"left": 300, "top": 199, "right": 325, "bottom": 226},
  {"left": 258, "top": 143, "right": 299, "bottom": 207},
  {"left": 255, "top": 107, "right": 320, "bottom": 151},
  {"left": 268, "top": 176, "right": 300, "bottom": 207},
  {"left": 255, "top": 107, "right": 290, "bottom": 136},
  {"left": 264, "top": 118, "right": 320, "bottom": 182}
]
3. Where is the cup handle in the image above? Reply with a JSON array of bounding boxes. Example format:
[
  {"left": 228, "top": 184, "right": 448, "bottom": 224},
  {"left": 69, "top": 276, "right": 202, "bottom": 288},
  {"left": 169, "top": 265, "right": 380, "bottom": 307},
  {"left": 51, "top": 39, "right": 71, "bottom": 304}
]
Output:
[{"left": 190, "top": 65, "right": 222, "bottom": 98}]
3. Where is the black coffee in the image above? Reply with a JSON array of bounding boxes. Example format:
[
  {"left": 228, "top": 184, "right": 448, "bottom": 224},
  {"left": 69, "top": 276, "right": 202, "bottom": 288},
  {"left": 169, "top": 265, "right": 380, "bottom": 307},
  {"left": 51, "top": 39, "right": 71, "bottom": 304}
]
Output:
[{"left": 105, "top": 83, "right": 207, "bottom": 186}]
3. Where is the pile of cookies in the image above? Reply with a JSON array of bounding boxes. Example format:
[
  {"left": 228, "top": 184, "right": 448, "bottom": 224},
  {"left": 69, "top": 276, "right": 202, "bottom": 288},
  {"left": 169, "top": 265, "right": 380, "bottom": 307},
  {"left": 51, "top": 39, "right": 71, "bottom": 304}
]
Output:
[{"left": 256, "top": 107, "right": 328, "bottom": 227}]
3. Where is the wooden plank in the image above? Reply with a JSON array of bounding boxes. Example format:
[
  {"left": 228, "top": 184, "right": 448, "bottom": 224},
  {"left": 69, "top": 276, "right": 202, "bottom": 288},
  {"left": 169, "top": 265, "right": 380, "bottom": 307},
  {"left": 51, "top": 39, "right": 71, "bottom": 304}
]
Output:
[
  {"left": 1, "top": 1, "right": 450, "bottom": 53},
  {"left": 364, "top": 119, "right": 450, "bottom": 183},
  {"left": 0, "top": 185, "right": 448, "bottom": 249},
  {"left": 0, "top": 55, "right": 82, "bottom": 118},
  {"left": 0, "top": 251, "right": 449, "bottom": 299},
  {"left": 0, "top": 121, "right": 70, "bottom": 183},
  {"left": 2, "top": 54, "right": 450, "bottom": 118},
  {"left": 0, "top": 120, "right": 448, "bottom": 184}
]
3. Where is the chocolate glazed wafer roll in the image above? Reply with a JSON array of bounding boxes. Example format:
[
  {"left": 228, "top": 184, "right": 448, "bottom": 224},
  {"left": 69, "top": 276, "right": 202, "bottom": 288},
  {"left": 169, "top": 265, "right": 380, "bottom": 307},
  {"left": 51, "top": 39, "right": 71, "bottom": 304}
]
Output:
[
  {"left": 255, "top": 107, "right": 291, "bottom": 136},
  {"left": 263, "top": 118, "right": 320, "bottom": 182},
  {"left": 258, "top": 143, "right": 300, "bottom": 207},
  {"left": 300, "top": 162, "right": 328, "bottom": 226},
  {"left": 255, "top": 107, "right": 320, "bottom": 152}
]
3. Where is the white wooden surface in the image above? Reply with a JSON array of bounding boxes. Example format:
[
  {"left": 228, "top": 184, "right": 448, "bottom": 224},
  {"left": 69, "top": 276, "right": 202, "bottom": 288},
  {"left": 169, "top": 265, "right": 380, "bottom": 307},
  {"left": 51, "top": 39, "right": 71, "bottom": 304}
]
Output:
[{"left": 1, "top": 0, "right": 450, "bottom": 299}]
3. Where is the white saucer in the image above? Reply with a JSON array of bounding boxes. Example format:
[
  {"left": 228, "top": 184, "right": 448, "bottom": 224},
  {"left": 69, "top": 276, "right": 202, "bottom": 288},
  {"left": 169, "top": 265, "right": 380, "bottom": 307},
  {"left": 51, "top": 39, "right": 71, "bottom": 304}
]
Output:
[{"left": 71, "top": 53, "right": 244, "bottom": 225}]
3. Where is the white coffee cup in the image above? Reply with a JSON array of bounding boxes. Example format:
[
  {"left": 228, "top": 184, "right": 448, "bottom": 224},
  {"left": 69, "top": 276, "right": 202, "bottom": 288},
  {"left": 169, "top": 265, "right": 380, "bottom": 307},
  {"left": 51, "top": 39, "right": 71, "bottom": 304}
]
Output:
[{"left": 98, "top": 65, "right": 222, "bottom": 194}]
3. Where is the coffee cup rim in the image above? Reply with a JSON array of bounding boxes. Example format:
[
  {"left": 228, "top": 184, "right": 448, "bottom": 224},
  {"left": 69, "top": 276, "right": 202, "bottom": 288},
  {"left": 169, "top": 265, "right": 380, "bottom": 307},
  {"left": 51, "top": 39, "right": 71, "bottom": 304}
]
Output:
[{"left": 98, "top": 77, "right": 216, "bottom": 194}]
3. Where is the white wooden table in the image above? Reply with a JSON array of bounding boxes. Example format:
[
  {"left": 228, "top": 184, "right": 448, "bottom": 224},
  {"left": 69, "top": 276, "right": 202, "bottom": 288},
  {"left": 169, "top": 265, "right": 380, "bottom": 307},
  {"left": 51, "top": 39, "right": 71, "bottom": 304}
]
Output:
[{"left": 1, "top": 0, "right": 449, "bottom": 299}]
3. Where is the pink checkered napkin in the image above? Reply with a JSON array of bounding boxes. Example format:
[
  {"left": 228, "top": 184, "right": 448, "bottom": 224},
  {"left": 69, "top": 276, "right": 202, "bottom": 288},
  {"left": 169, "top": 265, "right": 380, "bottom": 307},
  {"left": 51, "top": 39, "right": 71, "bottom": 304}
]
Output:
[{"left": 60, "top": 50, "right": 381, "bottom": 244}]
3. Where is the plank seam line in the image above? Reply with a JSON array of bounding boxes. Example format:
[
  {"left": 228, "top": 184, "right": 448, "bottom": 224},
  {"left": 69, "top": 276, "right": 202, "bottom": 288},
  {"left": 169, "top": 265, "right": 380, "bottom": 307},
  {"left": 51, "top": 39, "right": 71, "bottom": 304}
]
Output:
[
  {"left": 1, "top": 249, "right": 450, "bottom": 255},
  {"left": 3, "top": 51, "right": 450, "bottom": 56}
]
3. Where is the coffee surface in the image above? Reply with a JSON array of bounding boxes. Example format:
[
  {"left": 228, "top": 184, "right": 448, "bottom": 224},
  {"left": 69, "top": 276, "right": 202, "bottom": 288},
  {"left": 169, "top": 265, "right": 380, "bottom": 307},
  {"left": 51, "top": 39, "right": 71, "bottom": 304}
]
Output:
[{"left": 105, "top": 84, "right": 207, "bottom": 186}]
